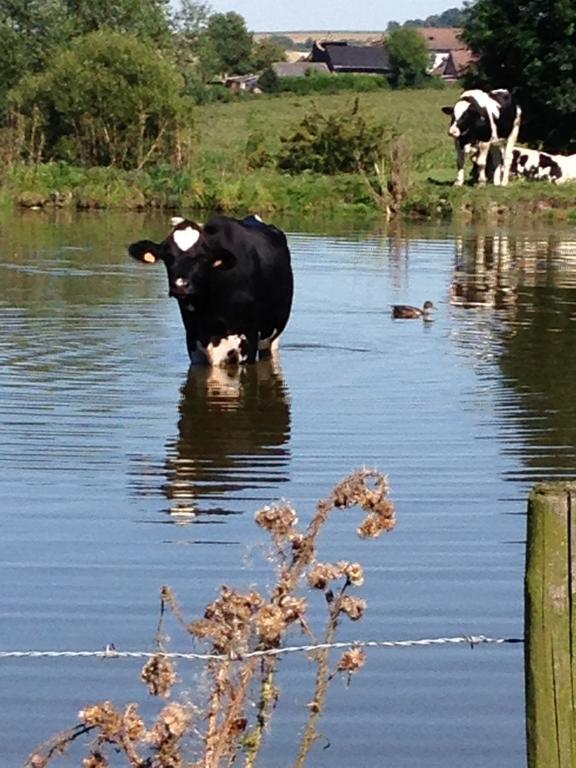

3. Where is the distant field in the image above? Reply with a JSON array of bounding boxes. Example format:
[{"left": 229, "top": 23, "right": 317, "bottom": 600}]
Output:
[{"left": 253, "top": 31, "right": 383, "bottom": 44}]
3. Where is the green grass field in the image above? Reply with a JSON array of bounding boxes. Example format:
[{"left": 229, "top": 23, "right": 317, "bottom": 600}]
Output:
[
  {"left": 4, "top": 86, "right": 576, "bottom": 222},
  {"left": 194, "top": 86, "right": 459, "bottom": 182}
]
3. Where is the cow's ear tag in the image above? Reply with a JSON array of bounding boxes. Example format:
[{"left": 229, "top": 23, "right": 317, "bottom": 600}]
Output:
[{"left": 143, "top": 252, "right": 157, "bottom": 264}]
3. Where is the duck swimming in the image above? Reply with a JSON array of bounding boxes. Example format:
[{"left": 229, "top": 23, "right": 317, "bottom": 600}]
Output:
[{"left": 391, "top": 301, "right": 435, "bottom": 319}]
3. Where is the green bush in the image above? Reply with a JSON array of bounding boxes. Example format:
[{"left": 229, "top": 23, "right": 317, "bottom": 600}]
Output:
[
  {"left": 277, "top": 99, "right": 387, "bottom": 175},
  {"left": 9, "top": 31, "right": 195, "bottom": 169},
  {"left": 258, "top": 67, "right": 280, "bottom": 94}
]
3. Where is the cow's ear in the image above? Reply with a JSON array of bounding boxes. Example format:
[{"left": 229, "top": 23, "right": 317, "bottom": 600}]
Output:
[
  {"left": 441, "top": 106, "right": 453, "bottom": 116},
  {"left": 129, "top": 240, "right": 161, "bottom": 264},
  {"left": 211, "top": 248, "right": 236, "bottom": 271}
]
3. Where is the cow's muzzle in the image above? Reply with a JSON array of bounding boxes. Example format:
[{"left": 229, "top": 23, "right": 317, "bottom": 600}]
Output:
[
  {"left": 448, "top": 125, "right": 461, "bottom": 138},
  {"left": 169, "top": 277, "right": 192, "bottom": 297}
]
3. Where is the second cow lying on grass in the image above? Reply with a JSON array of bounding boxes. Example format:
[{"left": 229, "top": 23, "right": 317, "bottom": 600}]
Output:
[
  {"left": 510, "top": 146, "right": 576, "bottom": 184},
  {"left": 129, "top": 215, "right": 293, "bottom": 366}
]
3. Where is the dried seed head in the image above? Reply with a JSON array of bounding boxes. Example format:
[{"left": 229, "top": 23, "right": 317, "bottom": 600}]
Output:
[
  {"left": 256, "top": 604, "right": 286, "bottom": 646},
  {"left": 307, "top": 562, "right": 342, "bottom": 590},
  {"left": 141, "top": 654, "right": 177, "bottom": 698},
  {"left": 332, "top": 470, "right": 388, "bottom": 508},
  {"left": 339, "top": 596, "right": 366, "bottom": 621},
  {"left": 339, "top": 561, "right": 364, "bottom": 586},
  {"left": 279, "top": 595, "right": 307, "bottom": 624},
  {"left": 190, "top": 586, "right": 264, "bottom": 654},
  {"left": 255, "top": 502, "right": 298, "bottom": 536},
  {"left": 79, "top": 702, "right": 123, "bottom": 738},
  {"left": 337, "top": 647, "right": 366, "bottom": 675},
  {"left": 148, "top": 703, "right": 191, "bottom": 746},
  {"left": 122, "top": 703, "right": 145, "bottom": 741},
  {"left": 357, "top": 507, "right": 395, "bottom": 539}
]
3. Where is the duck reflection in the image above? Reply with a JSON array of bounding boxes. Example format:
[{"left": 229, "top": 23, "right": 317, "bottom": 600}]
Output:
[{"left": 162, "top": 360, "right": 291, "bottom": 521}]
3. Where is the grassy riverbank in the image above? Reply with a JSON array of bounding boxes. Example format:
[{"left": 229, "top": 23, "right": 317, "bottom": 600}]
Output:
[{"left": 4, "top": 87, "right": 576, "bottom": 222}]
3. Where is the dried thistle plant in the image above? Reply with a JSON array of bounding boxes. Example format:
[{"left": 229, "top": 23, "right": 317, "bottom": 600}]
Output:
[{"left": 26, "top": 469, "right": 395, "bottom": 768}]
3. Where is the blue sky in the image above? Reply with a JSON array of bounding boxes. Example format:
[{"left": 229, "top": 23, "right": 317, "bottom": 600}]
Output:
[{"left": 204, "top": 1, "right": 462, "bottom": 32}]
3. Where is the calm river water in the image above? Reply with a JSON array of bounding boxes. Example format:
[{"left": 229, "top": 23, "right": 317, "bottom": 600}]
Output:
[{"left": 2, "top": 210, "right": 576, "bottom": 766}]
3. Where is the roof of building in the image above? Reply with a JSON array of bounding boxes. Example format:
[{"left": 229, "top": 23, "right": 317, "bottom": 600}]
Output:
[
  {"left": 431, "top": 48, "right": 475, "bottom": 81},
  {"left": 450, "top": 48, "right": 475, "bottom": 71},
  {"left": 311, "top": 41, "right": 391, "bottom": 73},
  {"left": 414, "top": 27, "right": 467, "bottom": 51}
]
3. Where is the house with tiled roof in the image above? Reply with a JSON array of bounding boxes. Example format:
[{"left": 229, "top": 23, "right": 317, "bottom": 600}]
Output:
[
  {"left": 414, "top": 27, "right": 466, "bottom": 52},
  {"left": 438, "top": 48, "right": 475, "bottom": 81},
  {"left": 413, "top": 27, "right": 474, "bottom": 81}
]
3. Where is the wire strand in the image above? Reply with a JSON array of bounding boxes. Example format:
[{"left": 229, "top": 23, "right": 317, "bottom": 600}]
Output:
[{"left": 0, "top": 635, "right": 523, "bottom": 663}]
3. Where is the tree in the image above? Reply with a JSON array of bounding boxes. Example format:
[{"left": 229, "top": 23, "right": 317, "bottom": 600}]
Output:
[
  {"left": 62, "top": 0, "right": 172, "bottom": 42},
  {"left": 204, "top": 11, "right": 253, "bottom": 75},
  {"left": 437, "top": 8, "right": 465, "bottom": 27},
  {"left": 251, "top": 38, "right": 286, "bottom": 71},
  {"left": 172, "top": 0, "right": 211, "bottom": 41},
  {"left": 257, "top": 66, "right": 280, "bottom": 93},
  {"left": 10, "top": 31, "right": 194, "bottom": 168},
  {"left": 387, "top": 7, "right": 464, "bottom": 30},
  {"left": 0, "top": 0, "right": 73, "bottom": 99},
  {"left": 386, "top": 28, "right": 430, "bottom": 88},
  {"left": 461, "top": 0, "right": 576, "bottom": 151},
  {"left": 0, "top": 0, "right": 174, "bottom": 107}
]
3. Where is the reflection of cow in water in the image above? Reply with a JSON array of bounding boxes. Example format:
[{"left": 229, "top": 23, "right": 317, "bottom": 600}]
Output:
[
  {"left": 451, "top": 234, "right": 519, "bottom": 310},
  {"left": 162, "top": 360, "right": 291, "bottom": 520}
]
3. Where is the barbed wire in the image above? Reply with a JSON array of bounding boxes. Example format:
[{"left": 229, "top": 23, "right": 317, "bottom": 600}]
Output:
[{"left": 0, "top": 635, "right": 523, "bottom": 663}]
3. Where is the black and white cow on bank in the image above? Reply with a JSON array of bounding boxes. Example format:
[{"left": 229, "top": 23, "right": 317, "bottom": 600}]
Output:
[
  {"left": 442, "top": 89, "right": 521, "bottom": 186},
  {"left": 129, "top": 214, "right": 293, "bottom": 366},
  {"left": 510, "top": 146, "right": 576, "bottom": 184}
]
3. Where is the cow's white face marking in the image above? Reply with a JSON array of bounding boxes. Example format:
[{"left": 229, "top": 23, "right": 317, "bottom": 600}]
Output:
[
  {"left": 171, "top": 216, "right": 185, "bottom": 227},
  {"left": 452, "top": 100, "right": 468, "bottom": 122},
  {"left": 173, "top": 226, "right": 200, "bottom": 252},
  {"left": 196, "top": 335, "right": 248, "bottom": 367}
]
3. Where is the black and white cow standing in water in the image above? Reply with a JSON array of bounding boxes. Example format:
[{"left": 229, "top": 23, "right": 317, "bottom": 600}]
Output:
[
  {"left": 510, "top": 146, "right": 576, "bottom": 184},
  {"left": 129, "top": 214, "right": 293, "bottom": 366},
  {"left": 442, "top": 89, "right": 521, "bottom": 186}
]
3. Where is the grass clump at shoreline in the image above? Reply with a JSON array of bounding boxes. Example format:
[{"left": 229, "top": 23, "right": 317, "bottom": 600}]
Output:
[{"left": 4, "top": 88, "right": 576, "bottom": 223}]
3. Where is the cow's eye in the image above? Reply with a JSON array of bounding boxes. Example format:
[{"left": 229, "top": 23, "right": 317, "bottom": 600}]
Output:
[{"left": 213, "top": 258, "right": 223, "bottom": 268}]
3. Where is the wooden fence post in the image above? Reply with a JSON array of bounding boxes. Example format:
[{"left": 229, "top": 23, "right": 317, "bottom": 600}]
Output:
[{"left": 525, "top": 482, "right": 576, "bottom": 767}]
